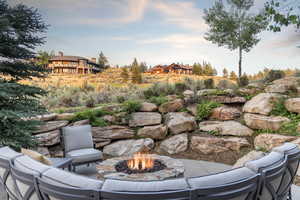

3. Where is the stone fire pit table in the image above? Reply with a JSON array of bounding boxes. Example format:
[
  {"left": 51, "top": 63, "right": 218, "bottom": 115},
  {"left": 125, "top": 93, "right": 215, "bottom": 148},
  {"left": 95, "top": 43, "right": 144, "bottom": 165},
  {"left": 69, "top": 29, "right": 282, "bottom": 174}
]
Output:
[{"left": 96, "top": 154, "right": 184, "bottom": 181}]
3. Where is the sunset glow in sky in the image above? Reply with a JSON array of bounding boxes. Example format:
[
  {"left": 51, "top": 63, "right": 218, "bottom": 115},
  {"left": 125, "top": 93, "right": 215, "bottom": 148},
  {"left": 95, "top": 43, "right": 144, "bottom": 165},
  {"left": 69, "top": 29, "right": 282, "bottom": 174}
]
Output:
[{"left": 14, "top": 0, "right": 300, "bottom": 74}]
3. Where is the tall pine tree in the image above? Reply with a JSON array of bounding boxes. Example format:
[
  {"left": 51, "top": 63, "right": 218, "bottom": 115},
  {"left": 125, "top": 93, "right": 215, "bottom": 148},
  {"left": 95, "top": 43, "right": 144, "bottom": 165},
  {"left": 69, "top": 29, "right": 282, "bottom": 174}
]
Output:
[{"left": 0, "top": 0, "right": 48, "bottom": 149}]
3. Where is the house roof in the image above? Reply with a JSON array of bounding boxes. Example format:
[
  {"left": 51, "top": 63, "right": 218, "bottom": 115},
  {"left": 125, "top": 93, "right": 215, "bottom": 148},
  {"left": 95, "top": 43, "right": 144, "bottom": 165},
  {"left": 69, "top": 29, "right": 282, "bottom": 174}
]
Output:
[{"left": 49, "top": 56, "right": 98, "bottom": 65}]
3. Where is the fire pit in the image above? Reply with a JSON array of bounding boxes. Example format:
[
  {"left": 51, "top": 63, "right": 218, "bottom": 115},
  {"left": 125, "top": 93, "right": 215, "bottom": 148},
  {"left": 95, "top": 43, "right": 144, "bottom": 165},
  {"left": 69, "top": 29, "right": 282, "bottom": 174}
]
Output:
[{"left": 96, "top": 153, "right": 184, "bottom": 181}]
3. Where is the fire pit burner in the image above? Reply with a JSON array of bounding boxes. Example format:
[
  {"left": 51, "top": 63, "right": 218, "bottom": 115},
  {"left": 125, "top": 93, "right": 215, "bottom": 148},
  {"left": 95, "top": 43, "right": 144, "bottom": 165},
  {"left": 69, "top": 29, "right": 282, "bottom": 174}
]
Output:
[
  {"left": 96, "top": 154, "right": 185, "bottom": 181},
  {"left": 115, "top": 159, "right": 166, "bottom": 174}
]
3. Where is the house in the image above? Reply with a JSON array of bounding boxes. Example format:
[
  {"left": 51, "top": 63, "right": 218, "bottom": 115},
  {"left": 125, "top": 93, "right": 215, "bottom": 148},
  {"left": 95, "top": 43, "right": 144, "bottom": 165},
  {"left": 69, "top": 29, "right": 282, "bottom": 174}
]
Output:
[
  {"left": 48, "top": 52, "right": 101, "bottom": 74},
  {"left": 148, "top": 63, "right": 193, "bottom": 74}
]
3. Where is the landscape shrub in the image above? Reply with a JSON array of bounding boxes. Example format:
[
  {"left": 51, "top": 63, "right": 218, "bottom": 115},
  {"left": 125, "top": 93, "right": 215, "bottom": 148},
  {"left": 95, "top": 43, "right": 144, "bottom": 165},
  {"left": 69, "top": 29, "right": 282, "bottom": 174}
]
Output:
[
  {"left": 149, "top": 96, "right": 168, "bottom": 106},
  {"left": 270, "top": 99, "right": 300, "bottom": 136},
  {"left": 216, "top": 80, "right": 237, "bottom": 89},
  {"left": 183, "top": 77, "right": 205, "bottom": 91},
  {"left": 237, "top": 75, "right": 249, "bottom": 87},
  {"left": 70, "top": 109, "right": 110, "bottom": 127},
  {"left": 264, "top": 70, "right": 285, "bottom": 83},
  {"left": 174, "top": 82, "right": 188, "bottom": 94},
  {"left": 204, "top": 78, "right": 215, "bottom": 89},
  {"left": 122, "top": 100, "right": 142, "bottom": 113},
  {"left": 196, "top": 101, "right": 222, "bottom": 121},
  {"left": 143, "top": 82, "right": 175, "bottom": 98}
]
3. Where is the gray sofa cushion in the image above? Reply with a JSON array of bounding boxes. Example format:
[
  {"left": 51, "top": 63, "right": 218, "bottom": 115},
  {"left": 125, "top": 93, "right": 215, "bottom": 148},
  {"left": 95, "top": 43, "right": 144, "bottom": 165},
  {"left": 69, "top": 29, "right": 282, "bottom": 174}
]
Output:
[
  {"left": 0, "top": 147, "right": 21, "bottom": 199},
  {"left": 102, "top": 178, "right": 189, "bottom": 192},
  {"left": 62, "top": 125, "right": 94, "bottom": 153},
  {"left": 66, "top": 148, "right": 102, "bottom": 164},
  {"left": 273, "top": 143, "right": 299, "bottom": 155},
  {"left": 245, "top": 152, "right": 284, "bottom": 172},
  {"left": 13, "top": 155, "right": 51, "bottom": 175},
  {"left": 41, "top": 167, "right": 103, "bottom": 190},
  {"left": 188, "top": 167, "right": 255, "bottom": 188}
]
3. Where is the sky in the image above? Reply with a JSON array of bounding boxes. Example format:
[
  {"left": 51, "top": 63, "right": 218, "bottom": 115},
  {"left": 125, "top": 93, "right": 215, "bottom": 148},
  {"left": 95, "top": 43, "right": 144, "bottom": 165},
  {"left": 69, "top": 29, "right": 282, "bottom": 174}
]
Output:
[{"left": 12, "top": 0, "right": 300, "bottom": 74}]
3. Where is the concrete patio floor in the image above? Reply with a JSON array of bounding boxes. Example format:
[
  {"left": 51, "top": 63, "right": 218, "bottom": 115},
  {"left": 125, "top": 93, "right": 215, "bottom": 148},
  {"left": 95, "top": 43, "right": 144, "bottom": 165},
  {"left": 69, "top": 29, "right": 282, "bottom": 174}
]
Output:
[{"left": 1, "top": 159, "right": 300, "bottom": 199}]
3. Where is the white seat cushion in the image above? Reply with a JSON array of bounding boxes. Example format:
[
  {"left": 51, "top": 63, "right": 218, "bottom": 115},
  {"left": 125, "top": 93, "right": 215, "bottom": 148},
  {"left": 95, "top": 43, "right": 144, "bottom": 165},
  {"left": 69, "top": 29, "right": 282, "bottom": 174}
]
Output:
[{"left": 66, "top": 148, "right": 102, "bottom": 164}]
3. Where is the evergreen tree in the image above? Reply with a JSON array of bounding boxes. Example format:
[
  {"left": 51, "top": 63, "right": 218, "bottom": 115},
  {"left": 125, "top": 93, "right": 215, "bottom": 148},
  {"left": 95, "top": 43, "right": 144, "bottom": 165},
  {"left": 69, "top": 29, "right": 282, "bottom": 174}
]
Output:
[
  {"left": 204, "top": 0, "right": 268, "bottom": 77},
  {"left": 140, "top": 62, "right": 148, "bottom": 73},
  {"left": 120, "top": 67, "right": 129, "bottom": 83},
  {"left": 131, "top": 58, "right": 142, "bottom": 84},
  {"left": 98, "top": 51, "right": 109, "bottom": 69},
  {"left": 0, "top": 0, "right": 48, "bottom": 149},
  {"left": 131, "top": 58, "right": 139, "bottom": 71},
  {"left": 192, "top": 63, "right": 201, "bottom": 75},
  {"left": 223, "top": 68, "right": 229, "bottom": 78},
  {"left": 230, "top": 71, "right": 238, "bottom": 80}
]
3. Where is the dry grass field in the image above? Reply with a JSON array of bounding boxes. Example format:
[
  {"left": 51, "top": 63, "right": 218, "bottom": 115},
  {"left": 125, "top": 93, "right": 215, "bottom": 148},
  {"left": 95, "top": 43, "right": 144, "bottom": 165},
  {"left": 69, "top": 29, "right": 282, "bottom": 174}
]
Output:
[{"left": 21, "top": 68, "right": 233, "bottom": 90}]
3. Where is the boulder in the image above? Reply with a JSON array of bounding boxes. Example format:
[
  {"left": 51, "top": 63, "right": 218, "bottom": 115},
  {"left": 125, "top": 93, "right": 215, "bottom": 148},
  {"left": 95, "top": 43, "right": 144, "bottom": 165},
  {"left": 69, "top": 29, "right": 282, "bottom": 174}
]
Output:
[
  {"left": 285, "top": 98, "right": 300, "bottom": 114},
  {"left": 203, "top": 96, "right": 246, "bottom": 104},
  {"left": 103, "top": 138, "right": 154, "bottom": 156},
  {"left": 158, "top": 134, "right": 188, "bottom": 154},
  {"left": 254, "top": 134, "right": 296, "bottom": 151},
  {"left": 159, "top": 99, "right": 184, "bottom": 113},
  {"left": 191, "top": 136, "right": 250, "bottom": 155},
  {"left": 233, "top": 151, "right": 265, "bottom": 168},
  {"left": 94, "top": 138, "right": 111, "bottom": 148},
  {"left": 102, "top": 115, "right": 117, "bottom": 123},
  {"left": 199, "top": 121, "right": 253, "bottom": 136},
  {"left": 35, "top": 130, "right": 60, "bottom": 147},
  {"left": 243, "top": 93, "right": 282, "bottom": 115},
  {"left": 34, "top": 121, "right": 69, "bottom": 134},
  {"left": 183, "top": 90, "right": 194, "bottom": 98},
  {"left": 72, "top": 119, "right": 90, "bottom": 126},
  {"left": 31, "top": 113, "right": 57, "bottom": 121},
  {"left": 165, "top": 112, "right": 197, "bottom": 135},
  {"left": 298, "top": 123, "right": 300, "bottom": 133},
  {"left": 166, "top": 95, "right": 178, "bottom": 101},
  {"left": 115, "top": 112, "right": 128, "bottom": 125},
  {"left": 92, "top": 126, "right": 134, "bottom": 140},
  {"left": 187, "top": 104, "right": 197, "bottom": 116},
  {"left": 140, "top": 102, "right": 158, "bottom": 112},
  {"left": 56, "top": 113, "right": 75, "bottom": 121},
  {"left": 244, "top": 113, "right": 290, "bottom": 131},
  {"left": 210, "top": 106, "right": 242, "bottom": 120},
  {"left": 265, "top": 77, "right": 300, "bottom": 93},
  {"left": 129, "top": 112, "right": 162, "bottom": 127},
  {"left": 96, "top": 104, "right": 122, "bottom": 113},
  {"left": 137, "top": 125, "right": 167, "bottom": 140}
]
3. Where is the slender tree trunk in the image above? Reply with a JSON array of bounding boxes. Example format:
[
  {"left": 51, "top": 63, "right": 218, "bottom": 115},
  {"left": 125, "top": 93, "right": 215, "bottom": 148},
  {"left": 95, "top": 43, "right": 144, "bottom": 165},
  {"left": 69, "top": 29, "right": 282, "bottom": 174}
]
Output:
[{"left": 238, "top": 47, "right": 242, "bottom": 77}]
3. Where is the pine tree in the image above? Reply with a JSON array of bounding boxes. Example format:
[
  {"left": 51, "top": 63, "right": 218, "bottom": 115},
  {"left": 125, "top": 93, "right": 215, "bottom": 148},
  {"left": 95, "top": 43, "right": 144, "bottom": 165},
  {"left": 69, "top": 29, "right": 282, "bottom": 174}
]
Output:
[
  {"left": 98, "top": 51, "right": 109, "bottom": 70},
  {"left": 121, "top": 67, "right": 129, "bottom": 83},
  {"left": 192, "top": 63, "right": 201, "bottom": 75},
  {"left": 229, "top": 71, "right": 238, "bottom": 80},
  {"left": 0, "top": 0, "right": 48, "bottom": 150},
  {"left": 131, "top": 58, "right": 142, "bottom": 84},
  {"left": 140, "top": 62, "right": 148, "bottom": 73},
  {"left": 223, "top": 68, "right": 229, "bottom": 78}
]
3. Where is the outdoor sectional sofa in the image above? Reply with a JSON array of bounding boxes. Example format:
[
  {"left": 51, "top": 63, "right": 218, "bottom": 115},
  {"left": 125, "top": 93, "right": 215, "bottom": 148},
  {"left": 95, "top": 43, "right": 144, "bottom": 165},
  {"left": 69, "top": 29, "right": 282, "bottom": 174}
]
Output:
[{"left": 0, "top": 142, "right": 299, "bottom": 200}]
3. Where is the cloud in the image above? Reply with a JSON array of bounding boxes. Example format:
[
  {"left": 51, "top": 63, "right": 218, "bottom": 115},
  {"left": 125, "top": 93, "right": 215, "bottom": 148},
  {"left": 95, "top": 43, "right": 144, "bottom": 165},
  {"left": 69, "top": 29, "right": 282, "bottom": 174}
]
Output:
[
  {"left": 75, "top": 0, "right": 149, "bottom": 25},
  {"left": 140, "top": 34, "right": 208, "bottom": 48},
  {"left": 152, "top": 0, "right": 208, "bottom": 32},
  {"left": 21, "top": 0, "right": 149, "bottom": 26}
]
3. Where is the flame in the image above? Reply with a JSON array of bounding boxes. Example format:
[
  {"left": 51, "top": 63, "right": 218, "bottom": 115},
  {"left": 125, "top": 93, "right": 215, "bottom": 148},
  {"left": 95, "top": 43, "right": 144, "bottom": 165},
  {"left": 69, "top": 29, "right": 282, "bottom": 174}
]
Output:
[{"left": 127, "top": 152, "right": 154, "bottom": 170}]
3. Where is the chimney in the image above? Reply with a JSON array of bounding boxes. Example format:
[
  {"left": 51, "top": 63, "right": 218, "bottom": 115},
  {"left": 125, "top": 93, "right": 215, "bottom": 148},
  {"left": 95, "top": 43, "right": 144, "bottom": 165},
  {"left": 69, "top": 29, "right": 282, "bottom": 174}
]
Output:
[
  {"left": 58, "top": 51, "right": 64, "bottom": 57},
  {"left": 91, "top": 57, "right": 97, "bottom": 63}
]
